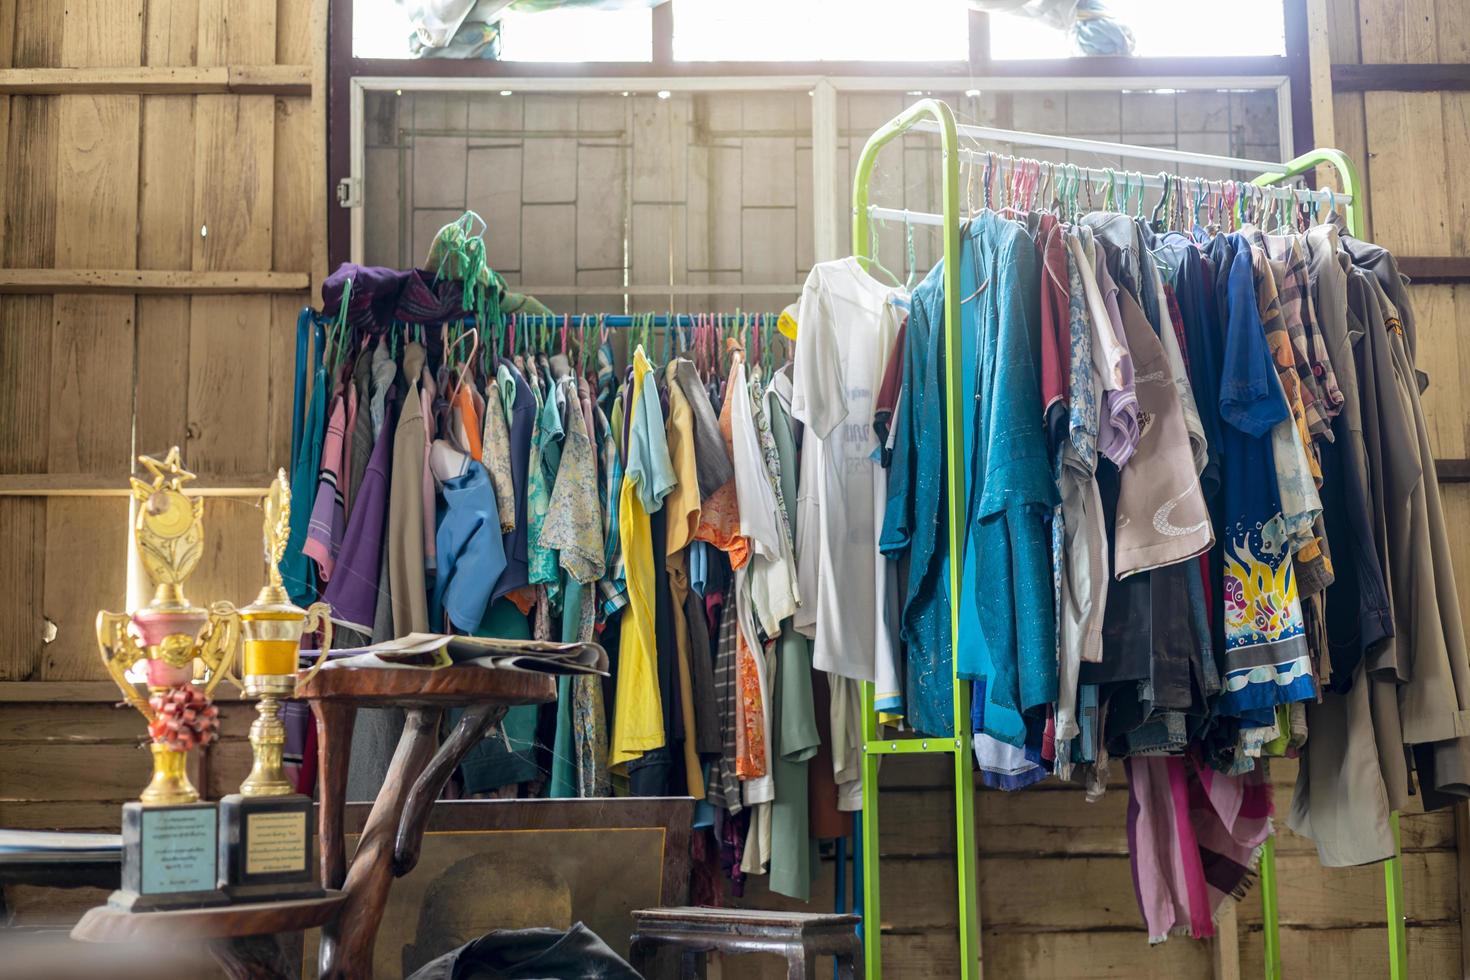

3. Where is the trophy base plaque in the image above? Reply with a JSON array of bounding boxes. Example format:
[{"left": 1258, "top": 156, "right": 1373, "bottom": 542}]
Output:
[
  {"left": 217, "top": 793, "right": 324, "bottom": 902},
  {"left": 111, "top": 801, "right": 230, "bottom": 912}
]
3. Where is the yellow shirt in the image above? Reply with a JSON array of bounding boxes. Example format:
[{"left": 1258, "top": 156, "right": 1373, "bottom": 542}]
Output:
[
  {"left": 609, "top": 348, "right": 675, "bottom": 768},
  {"left": 663, "top": 363, "right": 702, "bottom": 555}
]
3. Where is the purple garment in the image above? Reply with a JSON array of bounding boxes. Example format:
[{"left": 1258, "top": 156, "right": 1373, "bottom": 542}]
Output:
[
  {"left": 303, "top": 394, "right": 348, "bottom": 580},
  {"left": 1093, "top": 249, "right": 1141, "bottom": 467},
  {"left": 321, "top": 263, "right": 488, "bottom": 335},
  {"left": 493, "top": 357, "right": 535, "bottom": 601},
  {"left": 324, "top": 389, "right": 399, "bottom": 633}
]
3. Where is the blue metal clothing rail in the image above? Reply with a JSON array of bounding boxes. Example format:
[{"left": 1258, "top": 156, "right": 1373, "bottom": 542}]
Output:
[{"left": 311, "top": 312, "right": 782, "bottom": 328}]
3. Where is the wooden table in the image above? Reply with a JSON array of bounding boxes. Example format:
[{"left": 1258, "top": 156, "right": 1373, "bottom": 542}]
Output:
[
  {"left": 71, "top": 892, "right": 345, "bottom": 979},
  {"left": 629, "top": 907, "right": 863, "bottom": 979},
  {"left": 0, "top": 846, "right": 119, "bottom": 891},
  {"left": 297, "top": 665, "right": 556, "bottom": 979}
]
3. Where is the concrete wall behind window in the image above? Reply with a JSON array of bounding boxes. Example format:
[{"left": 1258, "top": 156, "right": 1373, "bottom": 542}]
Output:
[{"left": 362, "top": 87, "right": 1280, "bottom": 315}]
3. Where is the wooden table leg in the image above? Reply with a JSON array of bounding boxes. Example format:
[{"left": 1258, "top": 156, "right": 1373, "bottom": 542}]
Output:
[
  {"left": 628, "top": 934, "right": 658, "bottom": 976},
  {"left": 318, "top": 706, "right": 443, "bottom": 980},
  {"left": 209, "top": 934, "right": 296, "bottom": 980},
  {"left": 785, "top": 946, "right": 816, "bottom": 980},
  {"left": 312, "top": 699, "right": 357, "bottom": 891},
  {"left": 393, "top": 702, "right": 506, "bottom": 876},
  {"left": 680, "top": 949, "right": 708, "bottom": 979}
]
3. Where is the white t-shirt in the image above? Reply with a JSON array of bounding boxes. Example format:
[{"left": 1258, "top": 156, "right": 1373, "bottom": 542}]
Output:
[{"left": 791, "top": 256, "right": 904, "bottom": 684}]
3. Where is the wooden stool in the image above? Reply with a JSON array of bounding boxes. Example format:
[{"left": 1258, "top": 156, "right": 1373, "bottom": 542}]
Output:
[{"left": 629, "top": 907, "right": 862, "bottom": 979}]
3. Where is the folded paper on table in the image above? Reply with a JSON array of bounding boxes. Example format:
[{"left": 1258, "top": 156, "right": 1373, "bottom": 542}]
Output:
[
  {"left": 317, "top": 632, "right": 608, "bottom": 676},
  {"left": 0, "top": 830, "right": 124, "bottom": 853}
]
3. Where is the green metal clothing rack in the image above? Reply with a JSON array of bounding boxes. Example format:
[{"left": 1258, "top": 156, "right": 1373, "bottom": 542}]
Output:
[
  {"left": 851, "top": 99, "right": 1399, "bottom": 980},
  {"left": 852, "top": 98, "right": 980, "bottom": 980}
]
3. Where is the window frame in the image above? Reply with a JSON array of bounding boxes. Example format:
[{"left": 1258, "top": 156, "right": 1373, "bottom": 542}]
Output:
[{"left": 327, "top": 0, "right": 1312, "bottom": 267}]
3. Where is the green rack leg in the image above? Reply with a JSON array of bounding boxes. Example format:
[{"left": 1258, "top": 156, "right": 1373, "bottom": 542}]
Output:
[
  {"left": 952, "top": 676, "right": 981, "bottom": 976},
  {"left": 852, "top": 97, "right": 974, "bottom": 980},
  {"left": 859, "top": 680, "right": 883, "bottom": 979},
  {"left": 1387, "top": 810, "right": 1407, "bottom": 978},
  {"left": 1260, "top": 835, "right": 1281, "bottom": 980}
]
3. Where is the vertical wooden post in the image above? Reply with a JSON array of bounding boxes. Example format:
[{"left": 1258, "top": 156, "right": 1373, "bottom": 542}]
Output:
[
  {"left": 1455, "top": 803, "right": 1470, "bottom": 980},
  {"left": 810, "top": 79, "right": 840, "bottom": 267},
  {"left": 1304, "top": 0, "right": 1338, "bottom": 162},
  {"left": 1212, "top": 900, "right": 1241, "bottom": 980}
]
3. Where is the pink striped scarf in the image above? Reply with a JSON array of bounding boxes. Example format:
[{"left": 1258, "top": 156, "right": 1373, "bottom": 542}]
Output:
[{"left": 1125, "top": 754, "right": 1273, "bottom": 943}]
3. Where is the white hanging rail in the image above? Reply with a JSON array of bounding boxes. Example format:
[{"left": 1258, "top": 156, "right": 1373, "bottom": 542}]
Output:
[
  {"left": 867, "top": 206, "right": 948, "bottom": 226},
  {"left": 908, "top": 119, "right": 1303, "bottom": 182},
  {"left": 868, "top": 176, "right": 1346, "bottom": 230},
  {"left": 864, "top": 147, "right": 1355, "bottom": 230}
]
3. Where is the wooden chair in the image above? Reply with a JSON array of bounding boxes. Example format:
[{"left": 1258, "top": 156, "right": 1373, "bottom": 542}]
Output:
[{"left": 629, "top": 906, "right": 862, "bottom": 979}]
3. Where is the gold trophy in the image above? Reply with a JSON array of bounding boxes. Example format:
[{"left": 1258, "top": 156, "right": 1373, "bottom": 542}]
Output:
[
  {"left": 217, "top": 469, "right": 330, "bottom": 901},
  {"left": 96, "top": 447, "right": 239, "bottom": 910}
]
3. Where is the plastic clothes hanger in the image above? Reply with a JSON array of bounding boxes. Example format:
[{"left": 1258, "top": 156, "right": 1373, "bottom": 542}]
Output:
[
  {"left": 903, "top": 210, "right": 918, "bottom": 290},
  {"left": 991, "top": 159, "right": 1021, "bottom": 220},
  {"left": 445, "top": 325, "right": 480, "bottom": 408},
  {"left": 762, "top": 313, "right": 776, "bottom": 378},
  {"left": 1150, "top": 171, "right": 1171, "bottom": 229},
  {"left": 1319, "top": 188, "right": 1336, "bottom": 226},
  {"left": 865, "top": 213, "right": 905, "bottom": 287}
]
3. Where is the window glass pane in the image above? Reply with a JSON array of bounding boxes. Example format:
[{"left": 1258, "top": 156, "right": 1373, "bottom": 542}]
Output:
[
  {"left": 353, "top": 0, "right": 416, "bottom": 58},
  {"left": 362, "top": 90, "right": 816, "bottom": 314},
  {"left": 361, "top": 86, "right": 1280, "bottom": 309},
  {"left": 352, "top": 0, "right": 652, "bottom": 61},
  {"left": 498, "top": 7, "right": 652, "bottom": 62},
  {"left": 989, "top": 0, "right": 1286, "bottom": 59},
  {"left": 674, "top": 0, "right": 969, "bottom": 62}
]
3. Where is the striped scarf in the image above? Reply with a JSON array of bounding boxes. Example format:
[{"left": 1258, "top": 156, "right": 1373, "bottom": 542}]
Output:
[{"left": 1125, "top": 754, "right": 1273, "bottom": 943}]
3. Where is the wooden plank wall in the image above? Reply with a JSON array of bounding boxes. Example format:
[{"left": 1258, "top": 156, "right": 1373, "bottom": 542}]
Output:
[{"left": 0, "top": 0, "right": 326, "bottom": 866}]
